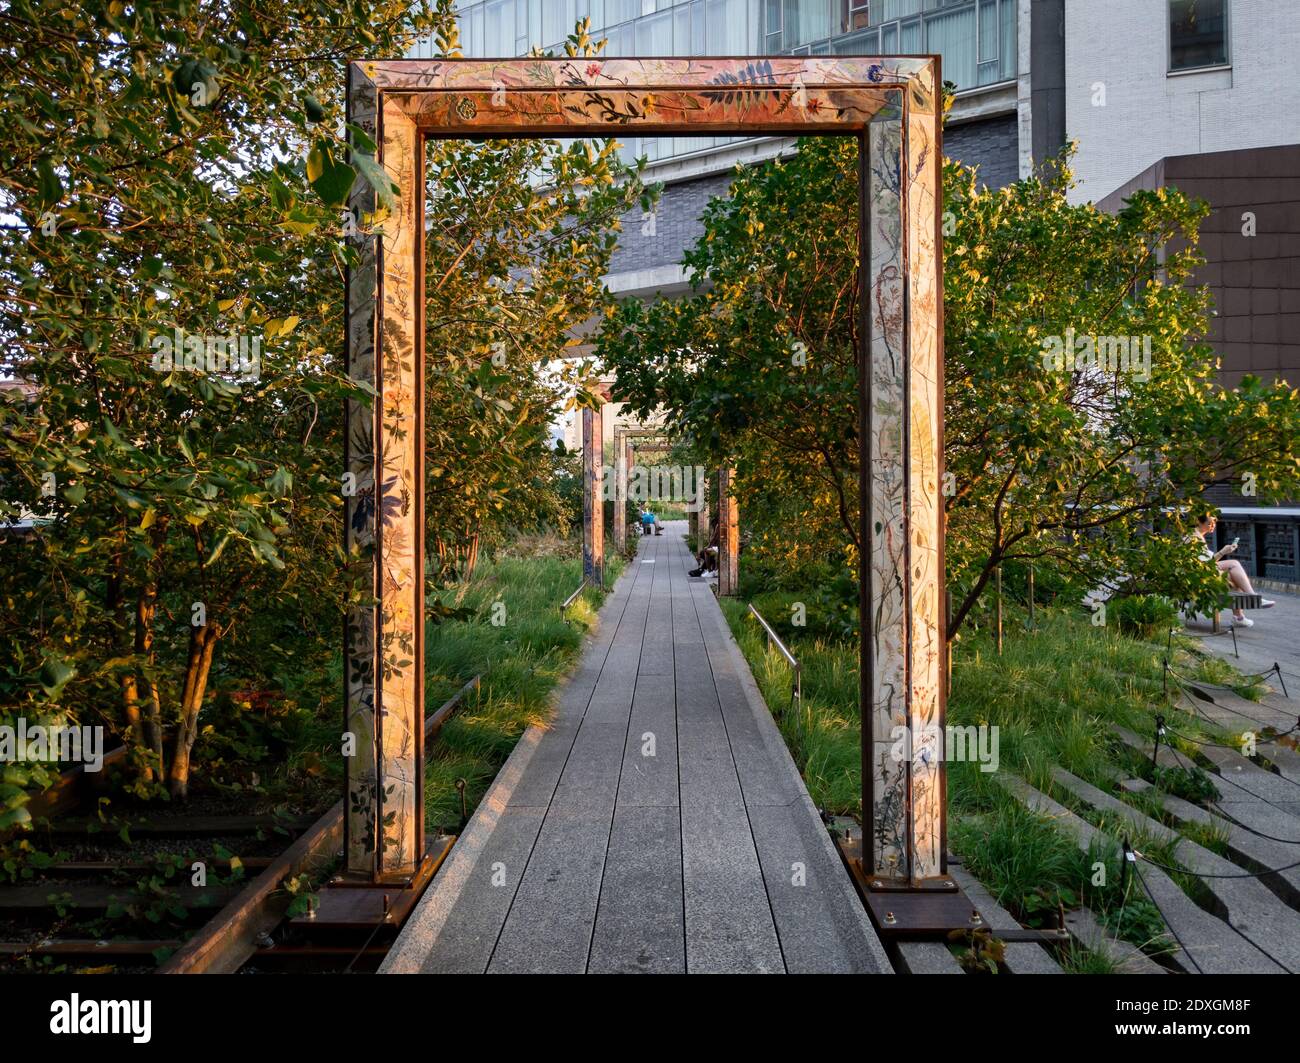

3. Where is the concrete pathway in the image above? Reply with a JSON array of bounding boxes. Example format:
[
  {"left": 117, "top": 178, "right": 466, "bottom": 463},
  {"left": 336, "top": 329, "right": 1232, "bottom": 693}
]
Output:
[
  {"left": 382, "top": 522, "right": 890, "bottom": 974},
  {"left": 1184, "top": 588, "right": 1300, "bottom": 700}
]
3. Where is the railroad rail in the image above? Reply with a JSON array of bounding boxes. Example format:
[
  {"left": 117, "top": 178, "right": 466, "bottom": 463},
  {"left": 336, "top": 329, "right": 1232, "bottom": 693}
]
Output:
[{"left": 0, "top": 675, "right": 482, "bottom": 974}]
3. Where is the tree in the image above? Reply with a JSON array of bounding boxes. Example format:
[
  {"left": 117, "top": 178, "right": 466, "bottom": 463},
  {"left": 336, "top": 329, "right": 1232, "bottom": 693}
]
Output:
[
  {"left": 597, "top": 134, "right": 1300, "bottom": 638},
  {"left": 0, "top": 1, "right": 640, "bottom": 816},
  {"left": 421, "top": 20, "right": 650, "bottom": 581}
]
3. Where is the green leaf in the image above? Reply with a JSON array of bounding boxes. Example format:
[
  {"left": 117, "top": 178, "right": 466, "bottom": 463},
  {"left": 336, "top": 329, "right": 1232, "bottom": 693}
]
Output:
[
  {"left": 39, "top": 654, "right": 76, "bottom": 699},
  {"left": 313, "top": 157, "right": 356, "bottom": 208},
  {"left": 351, "top": 153, "right": 398, "bottom": 212},
  {"left": 277, "top": 209, "right": 318, "bottom": 236},
  {"left": 205, "top": 532, "right": 232, "bottom": 567},
  {"left": 36, "top": 158, "right": 61, "bottom": 209},
  {"left": 306, "top": 143, "right": 326, "bottom": 184}
]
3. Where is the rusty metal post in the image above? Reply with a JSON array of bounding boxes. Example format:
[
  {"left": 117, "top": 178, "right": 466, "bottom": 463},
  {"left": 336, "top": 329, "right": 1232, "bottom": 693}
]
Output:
[
  {"left": 612, "top": 428, "right": 626, "bottom": 553},
  {"left": 582, "top": 404, "right": 604, "bottom": 587},
  {"left": 717, "top": 467, "right": 739, "bottom": 597},
  {"left": 698, "top": 469, "right": 711, "bottom": 547}
]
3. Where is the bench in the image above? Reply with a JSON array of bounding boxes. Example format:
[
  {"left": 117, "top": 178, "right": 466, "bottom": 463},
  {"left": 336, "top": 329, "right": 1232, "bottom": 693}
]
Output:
[{"left": 1212, "top": 592, "right": 1262, "bottom": 633}]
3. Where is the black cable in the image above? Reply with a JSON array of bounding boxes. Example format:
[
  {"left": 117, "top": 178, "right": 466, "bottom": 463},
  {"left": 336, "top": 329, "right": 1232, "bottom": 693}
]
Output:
[
  {"left": 1162, "top": 667, "right": 1276, "bottom": 730},
  {"left": 1137, "top": 850, "right": 1300, "bottom": 878},
  {"left": 1161, "top": 719, "right": 1256, "bottom": 751},
  {"left": 1165, "top": 657, "right": 1283, "bottom": 686},
  {"left": 1132, "top": 860, "right": 1203, "bottom": 975},
  {"left": 1174, "top": 683, "right": 1286, "bottom": 735},
  {"left": 1161, "top": 741, "right": 1300, "bottom": 845}
]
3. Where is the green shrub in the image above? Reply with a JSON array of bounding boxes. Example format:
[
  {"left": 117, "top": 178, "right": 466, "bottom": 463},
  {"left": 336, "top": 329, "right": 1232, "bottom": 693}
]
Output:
[{"left": 1111, "top": 595, "right": 1181, "bottom": 640}]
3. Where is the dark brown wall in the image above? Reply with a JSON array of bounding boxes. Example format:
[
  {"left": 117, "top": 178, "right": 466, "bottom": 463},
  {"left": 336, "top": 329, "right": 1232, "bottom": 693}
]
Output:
[
  {"left": 1165, "top": 145, "right": 1300, "bottom": 390},
  {"left": 1097, "top": 143, "right": 1300, "bottom": 391}
]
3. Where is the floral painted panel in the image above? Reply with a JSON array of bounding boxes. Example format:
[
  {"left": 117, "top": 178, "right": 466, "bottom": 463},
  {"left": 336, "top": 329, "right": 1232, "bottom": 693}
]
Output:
[
  {"left": 356, "top": 57, "right": 929, "bottom": 136},
  {"left": 581, "top": 406, "right": 603, "bottom": 585},
  {"left": 344, "top": 67, "right": 380, "bottom": 876},
  {"left": 343, "top": 90, "right": 424, "bottom": 880},
  {"left": 904, "top": 68, "right": 944, "bottom": 880},
  {"left": 866, "top": 108, "right": 909, "bottom": 881},
  {"left": 374, "top": 97, "right": 422, "bottom": 879}
]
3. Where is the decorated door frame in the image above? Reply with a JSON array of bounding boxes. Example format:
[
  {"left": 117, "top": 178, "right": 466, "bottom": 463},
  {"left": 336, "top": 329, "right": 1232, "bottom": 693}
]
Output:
[{"left": 343, "top": 55, "right": 944, "bottom": 885}]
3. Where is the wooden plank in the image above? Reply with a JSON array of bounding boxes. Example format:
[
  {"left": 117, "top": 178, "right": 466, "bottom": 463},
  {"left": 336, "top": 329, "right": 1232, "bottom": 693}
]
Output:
[
  {"left": 42, "top": 857, "right": 274, "bottom": 875},
  {"left": 0, "top": 939, "right": 180, "bottom": 959},
  {"left": 24, "top": 745, "right": 130, "bottom": 821},
  {"left": 42, "top": 813, "right": 320, "bottom": 837},
  {"left": 0, "top": 885, "right": 238, "bottom": 911},
  {"left": 426, "top": 674, "right": 480, "bottom": 742}
]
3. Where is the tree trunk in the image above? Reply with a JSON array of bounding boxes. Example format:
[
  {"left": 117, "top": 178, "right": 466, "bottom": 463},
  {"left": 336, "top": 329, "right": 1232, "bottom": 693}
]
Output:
[
  {"left": 463, "top": 531, "right": 480, "bottom": 582},
  {"left": 167, "top": 623, "right": 219, "bottom": 800},
  {"left": 135, "top": 581, "right": 161, "bottom": 780},
  {"left": 108, "top": 546, "right": 149, "bottom": 778}
]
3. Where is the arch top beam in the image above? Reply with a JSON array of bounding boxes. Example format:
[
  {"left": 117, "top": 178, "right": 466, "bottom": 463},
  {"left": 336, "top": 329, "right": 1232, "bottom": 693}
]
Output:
[
  {"left": 350, "top": 56, "right": 934, "bottom": 137},
  {"left": 344, "top": 54, "right": 944, "bottom": 895}
]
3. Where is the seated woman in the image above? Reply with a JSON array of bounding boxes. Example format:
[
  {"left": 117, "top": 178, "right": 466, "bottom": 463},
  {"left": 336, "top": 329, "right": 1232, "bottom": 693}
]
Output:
[
  {"left": 689, "top": 518, "right": 719, "bottom": 578},
  {"left": 1193, "top": 514, "right": 1275, "bottom": 627}
]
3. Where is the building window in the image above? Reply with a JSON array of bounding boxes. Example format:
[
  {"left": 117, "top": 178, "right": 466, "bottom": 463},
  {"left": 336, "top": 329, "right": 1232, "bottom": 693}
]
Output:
[{"left": 1169, "top": 0, "right": 1229, "bottom": 73}]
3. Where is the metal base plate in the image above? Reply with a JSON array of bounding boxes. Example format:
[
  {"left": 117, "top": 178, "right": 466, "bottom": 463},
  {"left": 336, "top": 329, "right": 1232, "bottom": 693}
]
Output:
[
  {"left": 289, "top": 835, "right": 454, "bottom": 930},
  {"left": 858, "top": 880, "right": 982, "bottom": 937},
  {"left": 833, "top": 831, "right": 981, "bottom": 938}
]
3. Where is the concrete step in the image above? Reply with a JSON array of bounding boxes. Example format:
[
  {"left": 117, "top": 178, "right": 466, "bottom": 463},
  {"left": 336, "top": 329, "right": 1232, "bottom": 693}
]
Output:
[
  {"left": 896, "top": 941, "right": 964, "bottom": 974},
  {"left": 1197, "top": 743, "right": 1300, "bottom": 805},
  {"left": 1051, "top": 768, "right": 1300, "bottom": 973},
  {"left": 999, "top": 774, "right": 1284, "bottom": 974},
  {"left": 1120, "top": 778, "right": 1300, "bottom": 910},
  {"left": 1063, "top": 907, "right": 1167, "bottom": 974}
]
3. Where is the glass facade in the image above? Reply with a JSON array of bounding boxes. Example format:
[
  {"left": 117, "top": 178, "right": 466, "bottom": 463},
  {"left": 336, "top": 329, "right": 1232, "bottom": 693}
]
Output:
[{"left": 421, "top": 0, "right": 1016, "bottom": 163}]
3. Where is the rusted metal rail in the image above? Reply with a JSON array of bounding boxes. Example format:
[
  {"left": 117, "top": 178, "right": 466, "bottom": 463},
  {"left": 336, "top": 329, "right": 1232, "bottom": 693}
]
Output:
[
  {"left": 3, "top": 675, "right": 483, "bottom": 976},
  {"left": 158, "top": 674, "right": 480, "bottom": 974}
]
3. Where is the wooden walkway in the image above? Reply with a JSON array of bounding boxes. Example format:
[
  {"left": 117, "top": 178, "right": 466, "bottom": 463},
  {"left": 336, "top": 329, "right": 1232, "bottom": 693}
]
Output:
[{"left": 382, "top": 523, "right": 890, "bottom": 974}]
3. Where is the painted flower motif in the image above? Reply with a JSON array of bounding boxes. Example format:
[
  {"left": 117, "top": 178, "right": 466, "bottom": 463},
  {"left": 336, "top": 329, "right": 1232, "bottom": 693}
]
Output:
[
  {"left": 806, "top": 97, "right": 822, "bottom": 113},
  {"left": 642, "top": 93, "right": 656, "bottom": 115},
  {"left": 454, "top": 96, "right": 477, "bottom": 120},
  {"left": 586, "top": 62, "right": 601, "bottom": 78}
]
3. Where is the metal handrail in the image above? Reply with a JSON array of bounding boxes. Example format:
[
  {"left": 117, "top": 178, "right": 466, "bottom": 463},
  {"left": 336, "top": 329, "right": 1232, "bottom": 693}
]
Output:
[
  {"left": 747, "top": 603, "right": 802, "bottom": 712},
  {"left": 561, "top": 581, "right": 587, "bottom": 613}
]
